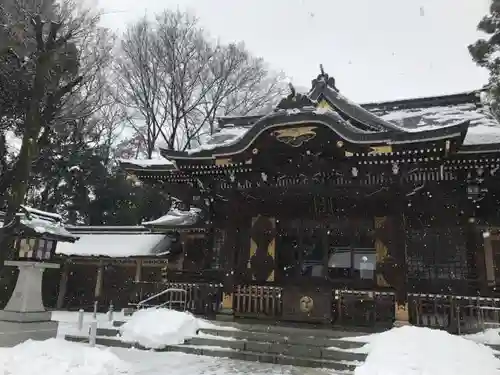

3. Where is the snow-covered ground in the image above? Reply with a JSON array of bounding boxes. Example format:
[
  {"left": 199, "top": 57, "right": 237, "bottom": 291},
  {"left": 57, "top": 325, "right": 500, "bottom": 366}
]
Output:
[
  {"left": 342, "top": 326, "right": 500, "bottom": 375},
  {"left": 0, "top": 339, "right": 130, "bottom": 375},
  {"left": 2, "top": 310, "right": 500, "bottom": 375}
]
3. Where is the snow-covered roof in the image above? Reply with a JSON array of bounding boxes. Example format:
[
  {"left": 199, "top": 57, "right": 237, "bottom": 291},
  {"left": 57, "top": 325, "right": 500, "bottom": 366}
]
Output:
[
  {"left": 0, "top": 206, "right": 78, "bottom": 242},
  {"left": 368, "top": 100, "right": 500, "bottom": 145},
  {"left": 20, "top": 205, "right": 62, "bottom": 221},
  {"left": 120, "top": 88, "right": 500, "bottom": 171},
  {"left": 142, "top": 207, "right": 202, "bottom": 228},
  {"left": 19, "top": 216, "right": 76, "bottom": 240},
  {"left": 56, "top": 232, "right": 170, "bottom": 258},
  {"left": 118, "top": 157, "right": 175, "bottom": 168},
  {"left": 183, "top": 92, "right": 500, "bottom": 150},
  {"left": 187, "top": 126, "right": 249, "bottom": 155}
]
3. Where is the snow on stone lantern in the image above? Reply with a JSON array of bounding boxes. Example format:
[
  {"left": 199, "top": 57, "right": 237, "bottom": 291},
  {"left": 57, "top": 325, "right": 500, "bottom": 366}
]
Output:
[{"left": 0, "top": 206, "right": 79, "bottom": 347}]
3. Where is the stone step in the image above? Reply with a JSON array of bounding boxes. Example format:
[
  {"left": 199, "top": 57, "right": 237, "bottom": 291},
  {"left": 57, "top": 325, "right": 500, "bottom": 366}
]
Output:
[
  {"left": 489, "top": 343, "right": 500, "bottom": 352},
  {"left": 198, "top": 328, "right": 365, "bottom": 349},
  {"left": 65, "top": 334, "right": 133, "bottom": 349},
  {"left": 64, "top": 334, "right": 358, "bottom": 372},
  {"left": 186, "top": 336, "right": 366, "bottom": 362},
  {"left": 211, "top": 321, "right": 370, "bottom": 339},
  {"left": 98, "top": 325, "right": 364, "bottom": 352},
  {"left": 174, "top": 344, "right": 360, "bottom": 371},
  {"left": 95, "top": 327, "right": 120, "bottom": 337},
  {"left": 112, "top": 319, "right": 370, "bottom": 339}
]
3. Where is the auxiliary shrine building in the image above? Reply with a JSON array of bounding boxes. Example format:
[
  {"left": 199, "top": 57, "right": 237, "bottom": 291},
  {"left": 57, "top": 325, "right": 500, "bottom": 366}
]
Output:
[{"left": 110, "top": 69, "right": 500, "bottom": 327}]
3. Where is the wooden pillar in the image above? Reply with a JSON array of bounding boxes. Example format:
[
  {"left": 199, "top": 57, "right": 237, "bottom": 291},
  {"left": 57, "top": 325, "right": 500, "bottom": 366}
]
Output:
[
  {"left": 267, "top": 220, "right": 276, "bottom": 282},
  {"left": 94, "top": 260, "right": 104, "bottom": 299},
  {"left": 374, "top": 211, "right": 408, "bottom": 325},
  {"left": 393, "top": 211, "right": 409, "bottom": 326},
  {"left": 465, "top": 217, "right": 487, "bottom": 293},
  {"left": 56, "top": 261, "right": 70, "bottom": 309},
  {"left": 135, "top": 259, "right": 142, "bottom": 283},
  {"left": 221, "top": 225, "right": 237, "bottom": 315},
  {"left": 483, "top": 232, "right": 496, "bottom": 288}
]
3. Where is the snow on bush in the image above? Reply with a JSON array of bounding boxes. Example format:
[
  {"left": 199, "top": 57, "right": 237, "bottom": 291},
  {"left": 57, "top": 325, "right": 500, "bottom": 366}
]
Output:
[
  {"left": 355, "top": 326, "right": 500, "bottom": 375},
  {"left": 119, "top": 308, "right": 201, "bottom": 349},
  {"left": 0, "top": 338, "right": 129, "bottom": 375}
]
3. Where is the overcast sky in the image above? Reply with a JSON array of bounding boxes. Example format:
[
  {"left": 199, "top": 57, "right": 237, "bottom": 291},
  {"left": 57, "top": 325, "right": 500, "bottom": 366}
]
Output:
[{"left": 96, "top": 0, "right": 491, "bottom": 103}]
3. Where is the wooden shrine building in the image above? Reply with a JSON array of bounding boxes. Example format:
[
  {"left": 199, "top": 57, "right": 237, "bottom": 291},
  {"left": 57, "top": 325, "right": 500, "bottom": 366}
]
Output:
[
  {"left": 119, "top": 68, "right": 500, "bottom": 328},
  {"left": 54, "top": 226, "right": 175, "bottom": 311}
]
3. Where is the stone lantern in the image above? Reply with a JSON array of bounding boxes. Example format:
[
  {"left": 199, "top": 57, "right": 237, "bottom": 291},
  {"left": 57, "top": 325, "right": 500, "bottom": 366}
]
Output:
[{"left": 0, "top": 206, "right": 79, "bottom": 346}]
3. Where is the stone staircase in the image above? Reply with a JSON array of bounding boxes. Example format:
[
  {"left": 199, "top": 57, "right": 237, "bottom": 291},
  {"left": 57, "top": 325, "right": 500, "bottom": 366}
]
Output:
[{"left": 64, "top": 320, "right": 368, "bottom": 372}]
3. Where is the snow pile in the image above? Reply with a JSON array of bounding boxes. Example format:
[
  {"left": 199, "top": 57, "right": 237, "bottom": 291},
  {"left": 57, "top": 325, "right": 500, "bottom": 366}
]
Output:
[
  {"left": 465, "top": 328, "right": 500, "bottom": 345},
  {"left": 0, "top": 338, "right": 130, "bottom": 375},
  {"left": 119, "top": 308, "right": 201, "bottom": 349},
  {"left": 355, "top": 326, "right": 500, "bottom": 375}
]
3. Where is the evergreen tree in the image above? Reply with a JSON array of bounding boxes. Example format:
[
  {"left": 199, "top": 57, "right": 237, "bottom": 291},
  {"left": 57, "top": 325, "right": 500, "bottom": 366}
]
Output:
[{"left": 469, "top": 0, "right": 500, "bottom": 113}]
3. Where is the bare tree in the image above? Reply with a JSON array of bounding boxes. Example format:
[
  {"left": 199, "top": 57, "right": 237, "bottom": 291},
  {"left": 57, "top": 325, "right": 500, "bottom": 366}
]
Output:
[
  {"left": 0, "top": 0, "right": 113, "bottom": 230},
  {"left": 115, "top": 9, "right": 286, "bottom": 157}
]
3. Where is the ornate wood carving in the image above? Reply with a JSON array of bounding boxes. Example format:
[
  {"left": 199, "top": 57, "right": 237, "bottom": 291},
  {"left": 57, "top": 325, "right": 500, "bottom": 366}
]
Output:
[
  {"left": 374, "top": 214, "right": 407, "bottom": 303},
  {"left": 271, "top": 126, "right": 317, "bottom": 148},
  {"left": 275, "top": 84, "right": 316, "bottom": 110},
  {"left": 248, "top": 216, "right": 276, "bottom": 282},
  {"left": 281, "top": 285, "right": 332, "bottom": 323}
]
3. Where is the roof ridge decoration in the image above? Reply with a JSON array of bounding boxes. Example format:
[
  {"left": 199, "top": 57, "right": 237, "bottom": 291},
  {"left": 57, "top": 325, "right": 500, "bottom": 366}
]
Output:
[
  {"left": 275, "top": 82, "right": 317, "bottom": 111},
  {"left": 313, "top": 63, "right": 339, "bottom": 92},
  {"left": 309, "top": 64, "right": 407, "bottom": 132}
]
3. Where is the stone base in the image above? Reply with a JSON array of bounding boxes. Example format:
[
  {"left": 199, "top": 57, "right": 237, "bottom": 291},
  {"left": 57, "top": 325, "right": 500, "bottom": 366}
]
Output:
[
  {"left": 0, "top": 320, "right": 58, "bottom": 347},
  {"left": 0, "top": 310, "right": 52, "bottom": 322}
]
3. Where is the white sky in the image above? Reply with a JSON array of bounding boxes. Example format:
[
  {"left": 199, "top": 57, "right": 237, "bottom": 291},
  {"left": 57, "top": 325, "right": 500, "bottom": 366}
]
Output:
[{"left": 96, "top": 0, "right": 492, "bottom": 103}]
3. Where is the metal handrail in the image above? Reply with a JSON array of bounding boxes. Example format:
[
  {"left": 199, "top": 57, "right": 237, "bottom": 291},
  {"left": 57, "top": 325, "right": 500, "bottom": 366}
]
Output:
[
  {"left": 135, "top": 288, "right": 181, "bottom": 308},
  {"left": 156, "top": 289, "right": 187, "bottom": 310}
]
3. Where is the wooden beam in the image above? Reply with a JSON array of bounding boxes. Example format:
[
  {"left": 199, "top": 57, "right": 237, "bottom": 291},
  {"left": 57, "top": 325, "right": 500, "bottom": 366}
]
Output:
[
  {"left": 94, "top": 260, "right": 104, "bottom": 299},
  {"left": 135, "top": 259, "right": 143, "bottom": 283},
  {"left": 56, "top": 261, "right": 69, "bottom": 309}
]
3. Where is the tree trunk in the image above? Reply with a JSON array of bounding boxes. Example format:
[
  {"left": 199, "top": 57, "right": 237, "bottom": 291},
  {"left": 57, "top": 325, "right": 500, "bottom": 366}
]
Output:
[{"left": 0, "top": 49, "right": 50, "bottom": 268}]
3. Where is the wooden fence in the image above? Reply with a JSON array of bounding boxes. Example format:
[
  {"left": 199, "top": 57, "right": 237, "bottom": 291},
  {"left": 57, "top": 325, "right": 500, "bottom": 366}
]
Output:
[
  {"left": 124, "top": 281, "right": 500, "bottom": 333},
  {"left": 408, "top": 293, "right": 500, "bottom": 334},
  {"left": 333, "top": 290, "right": 395, "bottom": 328},
  {"left": 233, "top": 285, "right": 283, "bottom": 319}
]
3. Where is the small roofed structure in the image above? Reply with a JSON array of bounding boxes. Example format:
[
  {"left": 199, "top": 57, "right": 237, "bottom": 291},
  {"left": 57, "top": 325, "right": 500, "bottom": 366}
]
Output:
[{"left": 55, "top": 226, "right": 178, "bottom": 311}]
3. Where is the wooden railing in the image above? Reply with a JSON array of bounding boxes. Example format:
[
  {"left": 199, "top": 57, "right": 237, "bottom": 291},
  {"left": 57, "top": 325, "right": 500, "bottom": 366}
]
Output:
[
  {"left": 233, "top": 285, "right": 282, "bottom": 319},
  {"left": 408, "top": 293, "right": 500, "bottom": 333},
  {"left": 133, "top": 281, "right": 223, "bottom": 317},
  {"left": 333, "top": 290, "right": 395, "bottom": 328}
]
